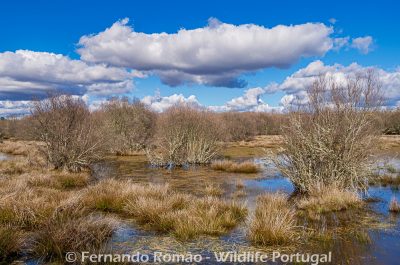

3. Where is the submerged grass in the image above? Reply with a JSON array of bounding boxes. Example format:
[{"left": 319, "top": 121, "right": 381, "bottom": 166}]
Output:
[
  {"left": 211, "top": 160, "right": 260, "bottom": 173},
  {"left": 249, "top": 193, "right": 299, "bottom": 246}
]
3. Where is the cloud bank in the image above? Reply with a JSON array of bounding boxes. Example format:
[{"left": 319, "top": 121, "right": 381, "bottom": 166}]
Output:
[
  {"left": 216, "top": 60, "right": 400, "bottom": 112},
  {"left": 78, "top": 18, "right": 335, "bottom": 87},
  {"left": 0, "top": 50, "right": 137, "bottom": 100}
]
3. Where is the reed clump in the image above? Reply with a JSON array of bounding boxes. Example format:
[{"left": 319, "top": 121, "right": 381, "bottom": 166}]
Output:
[
  {"left": 249, "top": 193, "right": 298, "bottom": 246},
  {"left": 211, "top": 160, "right": 260, "bottom": 173},
  {"left": 32, "top": 205, "right": 115, "bottom": 261},
  {"left": 297, "top": 187, "right": 363, "bottom": 214}
]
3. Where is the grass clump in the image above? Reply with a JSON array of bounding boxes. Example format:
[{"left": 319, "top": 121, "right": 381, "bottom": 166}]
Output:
[
  {"left": 0, "top": 225, "right": 24, "bottom": 261},
  {"left": 32, "top": 206, "right": 115, "bottom": 261},
  {"left": 370, "top": 174, "right": 400, "bottom": 187},
  {"left": 125, "top": 193, "right": 190, "bottom": 232},
  {"left": 118, "top": 182, "right": 247, "bottom": 240},
  {"left": 204, "top": 184, "right": 223, "bottom": 197},
  {"left": 0, "top": 190, "right": 62, "bottom": 229},
  {"left": 232, "top": 190, "right": 247, "bottom": 198},
  {"left": 0, "top": 159, "right": 28, "bottom": 176},
  {"left": 297, "top": 187, "right": 363, "bottom": 214},
  {"left": 389, "top": 197, "right": 400, "bottom": 213},
  {"left": 249, "top": 193, "right": 298, "bottom": 246},
  {"left": 172, "top": 197, "right": 247, "bottom": 240},
  {"left": 83, "top": 179, "right": 169, "bottom": 213},
  {"left": 211, "top": 160, "right": 260, "bottom": 173},
  {"left": 27, "top": 172, "right": 90, "bottom": 190}
]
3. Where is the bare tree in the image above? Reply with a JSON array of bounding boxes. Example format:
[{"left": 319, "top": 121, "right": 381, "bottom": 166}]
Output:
[
  {"left": 31, "top": 95, "right": 105, "bottom": 172},
  {"left": 101, "top": 98, "right": 156, "bottom": 155},
  {"left": 147, "top": 105, "right": 221, "bottom": 166},
  {"left": 273, "top": 71, "right": 383, "bottom": 193}
]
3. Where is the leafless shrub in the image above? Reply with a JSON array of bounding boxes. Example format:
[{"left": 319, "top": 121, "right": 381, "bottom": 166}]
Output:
[
  {"left": 219, "top": 112, "right": 257, "bottom": 141},
  {"left": 101, "top": 97, "right": 156, "bottom": 155},
  {"left": 272, "top": 71, "right": 383, "bottom": 193},
  {"left": 30, "top": 95, "right": 106, "bottom": 172},
  {"left": 147, "top": 105, "right": 221, "bottom": 166},
  {"left": 381, "top": 108, "right": 400, "bottom": 135}
]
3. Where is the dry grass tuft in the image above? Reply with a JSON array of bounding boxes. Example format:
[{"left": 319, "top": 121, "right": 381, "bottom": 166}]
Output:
[
  {"left": 232, "top": 190, "right": 247, "bottom": 198},
  {"left": 0, "top": 225, "right": 24, "bottom": 260},
  {"left": 27, "top": 171, "right": 90, "bottom": 189},
  {"left": 371, "top": 174, "right": 400, "bottom": 187},
  {"left": 235, "top": 179, "right": 245, "bottom": 189},
  {"left": 211, "top": 160, "right": 260, "bottom": 173},
  {"left": 0, "top": 190, "right": 65, "bottom": 229},
  {"left": 249, "top": 193, "right": 298, "bottom": 246},
  {"left": 117, "top": 181, "right": 247, "bottom": 240},
  {"left": 0, "top": 140, "right": 33, "bottom": 156},
  {"left": 297, "top": 187, "right": 363, "bottom": 214},
  {"left": 83, "top": 179, "right": 170, "bottom": 213},
  {"left": 204, "top": 184, "right": 223, "bottom": 197},
  {"left": 32, "top": 207, "right": 115, "bottom": 261},
  {"left": 172, "top": 197, "right": 247, "bottom": 240},
  {"left": 389, "top": 197, "right": 400, "bottom": 213},
  {"left": 0, "top": 159, "right": 29, "bottom": 176}
]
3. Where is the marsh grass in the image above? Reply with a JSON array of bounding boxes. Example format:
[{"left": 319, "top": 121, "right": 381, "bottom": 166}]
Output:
[
  {"left": 211, "top": 160, "right": 260, "bottom": 173},
  {"left": 0, "top": 140, "right": 32, "bottom": 156},
  {"left": 0, "top": 190, "right": 64, "bottom": 229},
  {"left": 389, "top": 197, "right": 400, "bottom": 213},
  {"left": 249, "top": 193, "right": 298, "bottom": 246},
  {"left": 297, "top": 187, "right": 363, "bottom": 214},
  {"left": 0, "top": 159, "right": 28, "bottom": 175},
  {"left": 235, "top": 179, "right": 245, "bottom": 189},
  {"left": 172, "top": 197, "right": 247, "bottom": 240},
  {"left": 0, "top": 225, "right": 24, "bottom": 260},
  {"left": 27, "top": 171, "right": 90, "bottom": 190},
  {"left": 204, "top": 184, "right": 223, "bottom": 197},
  {"left": 32, "top": 206, "right": 115, "bottom": 261},
  {"left": 232, "top": 190, "right": 247, "bottom": 198},
  {"left": 370, "top": 174, "right": 400, "bottom": 187},
  {"left": 83, "top": 179, "right": 170, "bottom": 213},
  {"left": 83, "top": 180, "right": 249, "bottom": 240},
  {"left": 385, "top": 164, "right": 397, "bottom": 174}
]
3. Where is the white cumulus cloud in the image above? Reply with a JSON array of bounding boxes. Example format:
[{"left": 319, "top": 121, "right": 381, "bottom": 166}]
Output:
[
  {"left": 78, "top": 18, "right": 335, "bottom": 87},
  {"left": 351, "top": 36, "right": 374, "bottom": 54},
  {"left": 0, "top": 50, "right": 137, "bottom": 100},
  {"left": 141, "top": 91, "right": 201, "bottom": 112}
]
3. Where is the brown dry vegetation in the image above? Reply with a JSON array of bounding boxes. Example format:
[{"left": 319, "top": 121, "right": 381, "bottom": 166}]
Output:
[
  {"left": 30, "top": 95, "right": 106, "bottom": 172},
  {"left": 272, "top": 73, "right": 382, "bottom": 193},
  {"left": 84, "top": 179, "right": 247, "bottom": 240},
  {"left": 100, "top": 98, "right": 156, "bottom": 155},
  {"left": 389, "top": 197, "right": 400, "bottom": 213},
  {"left": 147, "top": 105, "right": 221, "bottom": 166},
  {"left": 211, "top": 160, "right": 260, "bottom": 173},
  {"left": 297, "top": 187, "right": 363, "bottom": 214},
  {"left": 249, "top": 193, "right": 299, "bottom": 246}
]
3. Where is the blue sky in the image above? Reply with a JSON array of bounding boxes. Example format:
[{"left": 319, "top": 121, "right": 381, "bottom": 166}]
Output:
[{"left": 0, "top": 0, "right": 399, "bottom": 115}]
